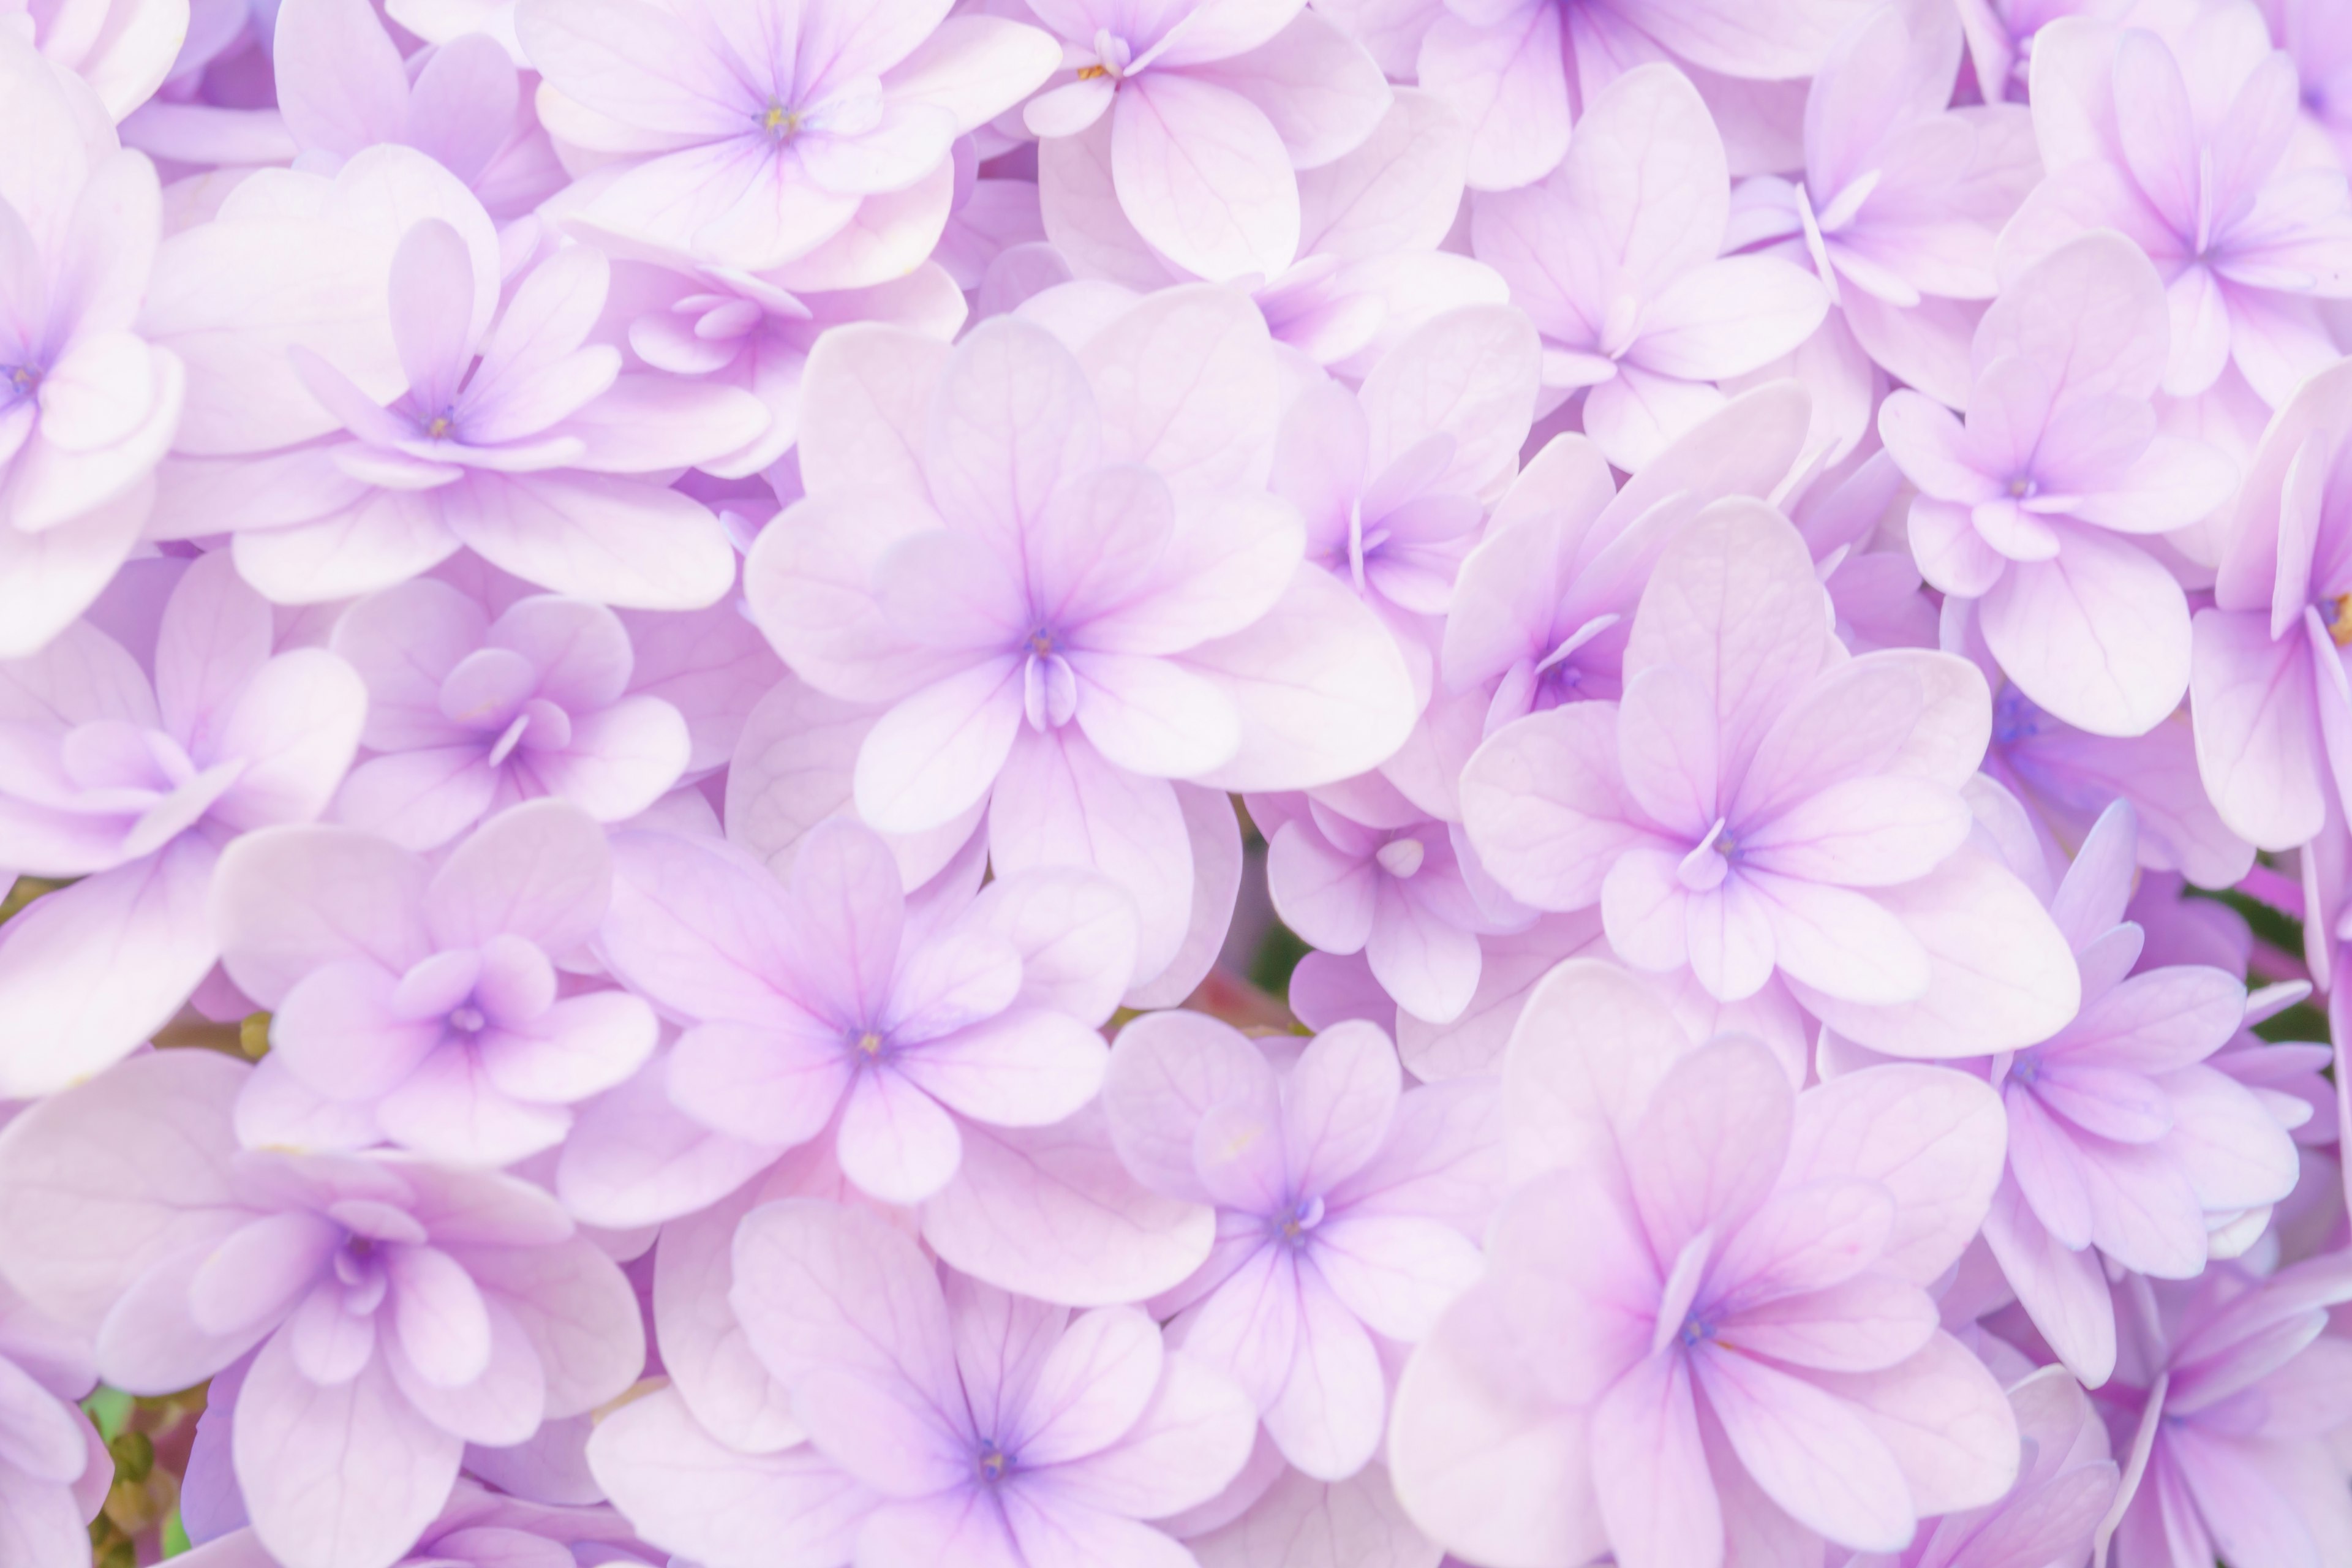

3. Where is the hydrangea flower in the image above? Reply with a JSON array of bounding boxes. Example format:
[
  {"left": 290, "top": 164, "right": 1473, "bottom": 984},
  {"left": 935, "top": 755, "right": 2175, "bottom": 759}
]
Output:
[
  {"left": 0, "top": 1275, "right": 105, "bottom": 1566},
  {"left": 1390, "top": 959, "right": 2019, "bottom": 1567},
  {"left": 519, "top": 0, "right": 1058, "bottom": 277},
  {"left": 726, "top": 1197, "right": 1259, "bottom": 1566},
  {"left": 1102, "top": 1013, "right": 1495, "bottom": 1479},
  {"left": 0, "top": 1050, "right": 645, "bottom": 1568},
  {"left": 1880, "top": 232, "right": 2237, "bottom": 738},
  {"left": 1022, "top": 0, "right": 1392, "bottom": 282},
  {"left": 743, "top": 294, "right": 1414, "bottom": 986},
  {"left": 164, "top": 216, "right": 764, "bottom": 608},
  {"left": 2098, "top": 1259, "right": 2352, "bottom": 1567},
  {"left": 327, "top": 579, "right": 692, "bottom": 851},
  {"left": 2002, "top": 4, "right": 2352, "bottom": 404},
  {"left": 1461, "top": 497, "right": 2077, "bottom": 1052},
  {"left": 211, "top": 799, "right": 658, "bottom": 1164},
  {"left": 597, "top": 818, "right": 1128, "bottom": 1207},
  {"left": 1471, "top": 64, "right": 1828, "bottom": 468},
  {"left": 0, "top": 553, "right": 364, "bottom": 1096}
]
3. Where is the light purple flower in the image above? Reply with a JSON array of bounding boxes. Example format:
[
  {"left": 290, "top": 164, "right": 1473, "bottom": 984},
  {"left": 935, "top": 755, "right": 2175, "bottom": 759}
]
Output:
[
  {"left": 1022, "top": 0, "right": 1392, "bottom": 283},
  {"left": 0, "top": 1276, "right": 105, "bottom": 1568},
  {"left": 1390, "top": 958, "right": 2021, "bottom": 1567},
  {"left": 585, "top": 1379, "right": 874, "bottom": 1568},
  {"left": 2098, "top": 1259, "right": 2352, "bottom": 1568},
  {"left": 1102, "top": 1013, "right": 1496, "bottom": 1480},
  {"left": 1256, "top": 782, "right": 1523, "bottom": 1024},
  {"left": 1915, "top": 801, "right": 2300, "bottom": 1387},
  {"left": 726, "top": 1196, "right": 1259, "bottom": 1567},
  {"left": 0, "top": 552, "right": 364, "bottom": 1096},
  {"left": 1880, "top": 232, "right": 2236, "bottom": 737},
  {"left": 1461, "top": 496, "right": 2080, "bottom": 1052},
  {"left": 519, "top": 0, "right": 1057, "bottom": 276},
  {"left": 160, "top": 214, "right": 764, "bottom": 609},
  {"left": 2000, "top": 5, "right": 2352, "bottom": 403},
  {"left": 1730, "top": 0, "right": 2041, "bottom": 407},
  {"left": 326, "top": 579, "right": 691, "bottom": 851},
  {"left": 596, "top": 817, "right": 1128, "bottom": 1207},
  {"left": 0, "top": 1050, "right": 646, "bottom": 1568},
  {"left": 1471, "top": 64, "right": 1828, "bottom": 468},
  {"left": 211, "top": 799, "right": 658, "bottom": 1164},
  {"left": 0, "top": 34, "right": 186, "bottom": 657},
  {"left": 743, "top": 295, "right": 1414, "bottom": 984}
]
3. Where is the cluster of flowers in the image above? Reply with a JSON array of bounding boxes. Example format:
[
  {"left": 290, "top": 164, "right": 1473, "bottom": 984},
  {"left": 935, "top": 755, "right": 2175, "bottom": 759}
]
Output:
[{"left": 4, "top": 0, "right": 2352, "bottom": 1565}]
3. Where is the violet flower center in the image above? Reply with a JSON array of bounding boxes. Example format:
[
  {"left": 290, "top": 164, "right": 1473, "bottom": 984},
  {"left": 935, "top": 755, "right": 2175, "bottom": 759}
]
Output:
[
  {"left": 1274, "top": 1194, "right": 1326, "bottom": 1248},
  {"left": 974, "top": 1442, "right": 1012, "bottom": 1483}
]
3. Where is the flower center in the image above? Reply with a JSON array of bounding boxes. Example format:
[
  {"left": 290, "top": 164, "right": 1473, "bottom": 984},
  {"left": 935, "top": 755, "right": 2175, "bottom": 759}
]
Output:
[
  {"left": 2006, "top": 474, "right": 2035, "bottom": 499},
  {"left": 854, "top": 1030, "right": 884, "bottom": 1058},
  {"left": 1677, "top": 1313, "right": 1714, "bottom": 1349},
  {"left": 1374, "top": 837, "right": 1425, "bottom": 879},
  {"left": 2327, "top": 594, "right": 2352, "bottom": 649},
  {"left": 3, "top": 362, "right": 37, "bottom": 399},
  {"left": 761, "top": 102, "right": 802, "bottom": 142},
  {"left": 449, "top": 1005, "right": 486, "bottom": 1035},
  {"left": 1274, "top": 1194, "right": 1325, "bottom": 1248},
  {"left": 975, "top": 1444, "right": 1011, "bottom": 1483}
]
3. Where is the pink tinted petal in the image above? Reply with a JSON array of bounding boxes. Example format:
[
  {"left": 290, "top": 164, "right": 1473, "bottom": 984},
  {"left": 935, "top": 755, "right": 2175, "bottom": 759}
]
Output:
[
  {"left": 233, "top": 1332, "right": 464, "bottom": 1568},
  {"left": 835, "top": 1070, "right": 964, "bottom": 1205},
  {"left": 1626, "top": 1038, "right": 1792, "bottom": 1257},
  {"left": 853, "top": 659, "right": 1025, "bottom": 835},
  {"left": 333, "top": 747, "right": 501, "bottom": 852},
  {"left": 0, "top": 840, "right": 220, "bottom": 1097},
  {"left": 1008, "top": 1304, "right": 1163, "bottom": 1466},
  {"left": 1101, "top": 1010, "right": 1281, "bottom": 1203},
  {"left": 1281, "top": 1019, "right": 1400, "bottom": 1197},
  {"left": 1261, "top": 1263, "right": 1385, "bottom": 1480},
  {"left": 584, "top": 1387, "right": 878, "bottom": 1568},
  {"left": 426, "top": 797, "right": 611, "bottom": 956},
  {"left": 1591, "top": 1350, "right": 1719, "bottom": 1568},
  {"left": 668, "top": 1017, "right": 856, "bottom": 1149},
  {"left": 1309, "top": 1212, "right": 1482, "bottom": 1343},
  {"left": 1111, "top": 75, "right": 1300, "bottom": 282},
  {"left": 1694, "top": 1349, "right": 1913, "bottom": 1552},
  {"left": 1978, "top": 530, "right": 2192, "bottom": 739},
  {"left": 271, "top": 958, "right": 442, "bottom": 1099},
  {"left": 894, "top": 1009, "right": 1107, "bottom": 1129},
  {"left": 989, "top": 727, "right": 1194, "bottom": 982},
  {"left": 1037, "top": 1349, "right": 1257, "bottom": 1518},
  {"left": 924, "top": 1110, "right": 1216, "bottom": 1308},
  {"left": 475, "top": 991, "right": 658, "bottom": 1104}
]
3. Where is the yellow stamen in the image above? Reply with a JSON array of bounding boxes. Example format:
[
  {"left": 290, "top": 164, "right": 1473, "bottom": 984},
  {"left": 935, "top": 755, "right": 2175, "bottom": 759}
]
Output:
[
  {"left": 425, "top": 415, "right": 451, "bottom": 439},
  {"left": 856, "top": 1030, "right": 884, "bottom": 1056},
  {"left": 1076, "top": 63, "right": 1109, "bottom": 79},
  {"left": 2330, "top": 594, "right": 2352, "bottom": 649}
]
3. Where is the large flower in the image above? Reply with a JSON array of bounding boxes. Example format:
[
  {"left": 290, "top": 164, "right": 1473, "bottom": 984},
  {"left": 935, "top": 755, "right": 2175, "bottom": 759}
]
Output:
[
  {"left": 1391, "top": 959, "right": 2020, "bottom": 1568},
  {"left": 744, "top": 291, "right": 1414, "bottom": 986}
]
